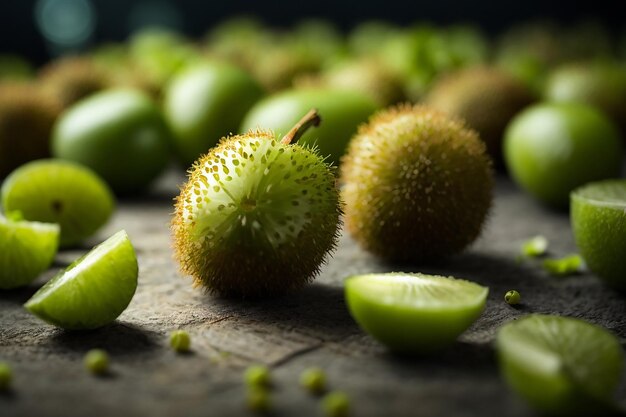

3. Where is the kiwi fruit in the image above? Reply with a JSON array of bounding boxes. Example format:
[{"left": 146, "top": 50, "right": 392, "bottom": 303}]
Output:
[
  {"left": 39, "top": 56, "right": 112, "bottom": 108},
  {"left": 341, "top": 104, "right": 493, "bottom": 262},
  {"left": 172, "top": 110, "right": 341, "bottom": 298},
  {"left": 543, "top": 62, "right": 626, "bottom": 133},
  {"left": 0, "top": 82, "right": 62, "bottom": 178},
  {"left": 426, "top": 66, "right": 535, "bottom": 163}
]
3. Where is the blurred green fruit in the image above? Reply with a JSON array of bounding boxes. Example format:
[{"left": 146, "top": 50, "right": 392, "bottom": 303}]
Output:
[
  {"left": 571, "top": 180, "right": 626, "bottom": 290},
  {"left": 163, "top": 63, "right": 263, "bottom": 166},
  {"left": 504, "top": 103, "right": 622, "bottom": 209},
  {"left": 2, "top": 159, "right": 114, "bottom": 247},
  {"left": 240, "top": 89, "right": 377, "bottom": 164},
  {"left": 52, "top": 89, "right": 171, "bottom": 194},
  {"left": 0, "top": 55, "right": 34, "bottom": 80},
  {"left": 544, "top": 62, "right": 626, "bottom": 133}
]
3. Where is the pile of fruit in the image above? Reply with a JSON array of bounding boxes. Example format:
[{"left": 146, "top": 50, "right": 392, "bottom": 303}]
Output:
[{"left": 1, "top": 18, "right": 626, "bottom": 416}]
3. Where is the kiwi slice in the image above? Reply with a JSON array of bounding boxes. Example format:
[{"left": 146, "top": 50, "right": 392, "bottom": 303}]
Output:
[
  {"left": 345, "top": 273, "right": 488, "bottom": 353},
  {"left": 1, "top": 159, "right": 115, "bottom": 247}
]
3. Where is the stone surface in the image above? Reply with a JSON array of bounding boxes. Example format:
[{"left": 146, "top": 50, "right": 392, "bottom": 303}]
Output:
[{"left": 1, "top": 171, "right": 625, "bottom": 417}]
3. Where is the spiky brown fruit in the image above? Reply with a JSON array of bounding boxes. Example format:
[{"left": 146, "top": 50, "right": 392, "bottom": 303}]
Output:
[
  {"left": 0, "top": 83, "right": 62, "bottom": 178},
  {"left": 39, "top": 56, "right": 112, "bottom": 108},
  {"left": 341, "top": 104, "right": 493, "bottom": 262},
  {"left": 172, "top": 112, "right": 341, "bottom": 298},
  {"left": 426, "top": 66, "right": 535, "bottom": 163}
]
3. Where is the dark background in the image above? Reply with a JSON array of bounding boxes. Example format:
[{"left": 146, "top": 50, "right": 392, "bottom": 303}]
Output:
[{"left": 0, "top": 0, "right": 623, "bottom": 65}]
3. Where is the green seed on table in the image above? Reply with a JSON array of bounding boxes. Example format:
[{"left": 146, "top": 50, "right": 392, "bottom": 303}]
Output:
[
  {"left": 504, "top": 290, "right": 521, "bottom": 305},
  {"left": 84, "top": 349, "right": 109, "bottom": 375},
  {"left": 169, "top": 330, "right": 191, "bottom": 353},
  {"left": 0, "top": 362, "right": 12, "bottom": 390},
  {"left": 244, "top": 365, "right": 270, "bottom": 388},
  {"left": 246, "top": 387, "right": 271, "bottom": 413},
  {"left": 299, "top": 367, "right": 326, "bottom": 394},
  {"left": 322, "top": 391, "right": 350, "bottom": 417}
]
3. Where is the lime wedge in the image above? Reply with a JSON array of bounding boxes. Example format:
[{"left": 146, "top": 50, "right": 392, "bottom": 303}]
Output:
[
  {"left": 496, "top": 314, "right": 624, "bottom": 416},
  {"left": 24, "top": 230, "right": 138, "bottom": 330},
  {"left": 571, "top": 180, "right": 626, "bottom": 290},
  {"left": 0, "top": 214, "right": 59, "bottom": 289},
  {"left": 344, "top": 273, "right": 488, "bottom": 353}
]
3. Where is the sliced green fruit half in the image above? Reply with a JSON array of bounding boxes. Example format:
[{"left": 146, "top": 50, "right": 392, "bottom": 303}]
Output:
[
  {"left": 0, "top": 213, "right": 59, "bottom": 289},
  {"left": 345, "top": 273, "right": 488, "bottom": 353},
  {"left": 496, "top": 314, "right": 624, "bottom": 416},
  {"left": 571, "top": 179, "right": 626, "bottom": 290},
  {"left": 24, "top": 230, "right": 138, "bottom": 330}
]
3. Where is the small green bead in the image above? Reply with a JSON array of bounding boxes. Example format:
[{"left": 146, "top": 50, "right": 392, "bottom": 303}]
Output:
[
  {"left": 522, "top": 235, "right": 548, "bottom": 257},
  {"left": 84, "top": 349, "right": 109, "bottom": 375},
  {"left": 0, "top": 362, "right": 12, "bottom": 390},
  {"left": 170, "top": 330, "right": 191, "bottom": 353},
  {"left": 504, "top": 290, "right": 521, "bottom": 305},
  {"left": 246, "top": 387, "right": 271, "bottom": 413},
  {"left": 244, "top": 365, "right": 270, "bottom": 387},
  {"left": 322, "top": 391, "right": 350, "bottom": 417},
  {"left": 299, "top": 367, "right": 326, "bottom": 394}
]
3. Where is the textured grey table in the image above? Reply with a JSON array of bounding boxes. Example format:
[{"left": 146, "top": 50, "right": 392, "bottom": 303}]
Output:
[{"left": 1, "top": 170, "right": 625, "bottom": 417}]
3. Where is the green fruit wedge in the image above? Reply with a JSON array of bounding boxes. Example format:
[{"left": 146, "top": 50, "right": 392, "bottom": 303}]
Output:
[
  {"left": 345, "top": 273, "right": 488, "bottom": 353},
  {"left": 240, "top": 88, "right": 377, "bottom": 164},
  {"left": 52, "top": 89, "right": 171, "bottom": 194},
  {"left": 164, "top": 62, "right": 264, "bottom": 166},
  {"left": 572, "top": 179, "right": 626, "bottom": 290},
  {"left": 503, "top": 102, "right": 622, "bottom": 209},
  {"left": 0, "top": 214, "right": 59, "bottom": 289},
  {"left": 1, "top": 159, "right": 115, "bottom": 247},
  {"left": 24, "top": 230, "right": 138, "bottom": 330},
  {"left": 496, "top": 314, "right": 624, "bottom": 416}
]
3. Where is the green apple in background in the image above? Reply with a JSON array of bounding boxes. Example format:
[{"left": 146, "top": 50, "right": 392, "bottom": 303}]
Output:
[
  {"left": 240, "top": 88, "right": 377, "bottom": 164},
  {"left": 164, "top": 62, "right": 263, "bottom": 167},
  {"left": 503, "top": 102, "right": 622, "bottom": 209},
  {"left": 52, "top": 89, "right": 171, "bottom": 195}
]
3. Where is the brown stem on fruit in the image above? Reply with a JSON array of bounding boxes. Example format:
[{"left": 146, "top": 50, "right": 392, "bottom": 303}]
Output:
[{"left": 280, "top": 109, "right": 321, "bottom": 145}]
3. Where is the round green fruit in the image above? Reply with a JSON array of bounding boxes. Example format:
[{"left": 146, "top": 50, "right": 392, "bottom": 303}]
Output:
[
  {"left": 1, "top": 159, "right": 115, "bottom": 247},
  {"left": 544, "top": 62, "right": 626, "bottom": 133},
  {"left": 240, "top": 88, "right": 377, "bottom": 165},
  {"left": 52, "top": 89, "right": 171, "bottom": 194},
  {"left": 345, "top": 273, "right": 488, "bottom": 354},
  {"left": 341, "top": 105, "right": 493, "bottom": 262},
  {"left": 504, "top": 103, "right": 622, "bottom": 209},
  {"left": 172, "top": 111, "right": 341, "bottom": 298},
  {"left": 571, "top": 180, "right": 626, "bottom": 291},
  {"left": 164, "top": 62, "right": 264, "bottom": 167}
]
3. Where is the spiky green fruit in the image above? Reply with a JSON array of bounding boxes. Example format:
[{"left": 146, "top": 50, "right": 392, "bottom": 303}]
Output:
[
  {"left": 341, "top": 105, "right": 493, "bottom": 262},
  {"left": 172, "top": 111, "right": 341, "bottom": 298}
]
